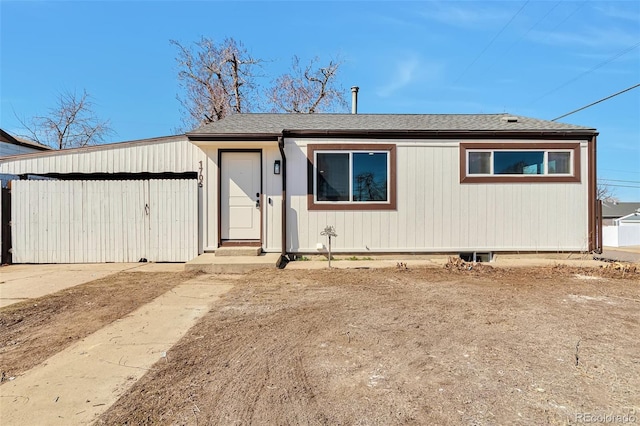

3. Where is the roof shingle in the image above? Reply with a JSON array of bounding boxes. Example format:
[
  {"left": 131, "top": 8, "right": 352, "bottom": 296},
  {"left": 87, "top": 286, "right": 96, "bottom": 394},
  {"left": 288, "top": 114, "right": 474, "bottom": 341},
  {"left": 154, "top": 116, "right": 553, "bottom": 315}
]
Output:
[
  {"left": 187, "top": 113, "right": 597, "bottom": 136},
  {"left": 602, "top": 202, "right": 640, "bottom": 218}
]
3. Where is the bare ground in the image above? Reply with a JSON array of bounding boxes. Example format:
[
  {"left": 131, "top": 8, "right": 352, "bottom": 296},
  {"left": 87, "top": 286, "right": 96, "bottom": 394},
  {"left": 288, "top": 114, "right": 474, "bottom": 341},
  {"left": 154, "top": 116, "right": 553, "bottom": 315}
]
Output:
[
  {"left": 0, "top": 271, "right": 198, "bottom": 381},
  {"left": 92, "top": 265, "right": 639, "bottom": 425}
]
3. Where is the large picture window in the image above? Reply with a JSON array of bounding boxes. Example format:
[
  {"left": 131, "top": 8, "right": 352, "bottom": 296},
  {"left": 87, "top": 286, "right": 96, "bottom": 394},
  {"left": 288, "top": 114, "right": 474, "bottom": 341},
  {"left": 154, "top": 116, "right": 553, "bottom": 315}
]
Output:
[
  {"left": 308, "top": 144, "right": 396, "bottom": 210},
  {"left": 317, "top": 152, "right": 388, "bottom": 201},
  {"left": 460, "top": 142, "right": 581, "bottom": 183}
]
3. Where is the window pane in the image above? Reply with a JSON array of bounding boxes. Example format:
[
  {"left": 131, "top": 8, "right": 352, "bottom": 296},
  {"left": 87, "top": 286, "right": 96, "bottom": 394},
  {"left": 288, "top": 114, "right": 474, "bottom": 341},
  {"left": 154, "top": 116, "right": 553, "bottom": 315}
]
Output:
[
  {"left": 317, "top": 153, "right": 349, "bottom": 201},
  {"left": 494, "top": 151, "right": 544, "bottom": 175},
  {"left": 468, "top": 152, "right": 491, "bottom": 174},
  {"left": 548, "top": 152, "right": 571, "bottom": 174},
  {"left": 352, "top": 152, "right": 388, "bottom": 201}
]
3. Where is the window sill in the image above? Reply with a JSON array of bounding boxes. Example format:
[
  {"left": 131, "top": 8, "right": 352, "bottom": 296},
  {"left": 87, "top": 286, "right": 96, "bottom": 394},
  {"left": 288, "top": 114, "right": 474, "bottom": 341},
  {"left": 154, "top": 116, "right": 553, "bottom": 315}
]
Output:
[
  {"left": 461, "top": 175, "right": 581, "bottom": 183},
  {"left": 307, "top": 199, "right": 396, "bottom": 211}
]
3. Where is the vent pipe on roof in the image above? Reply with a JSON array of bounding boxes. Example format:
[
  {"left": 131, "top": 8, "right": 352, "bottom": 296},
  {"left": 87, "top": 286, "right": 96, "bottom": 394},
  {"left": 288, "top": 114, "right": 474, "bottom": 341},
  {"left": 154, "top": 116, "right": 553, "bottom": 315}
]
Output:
[
  {"left": 351, "top": 86, "right": 359, "bottom": 114},
  {"left": 500, "top": 116, "right": 519, "bottom": 123}
]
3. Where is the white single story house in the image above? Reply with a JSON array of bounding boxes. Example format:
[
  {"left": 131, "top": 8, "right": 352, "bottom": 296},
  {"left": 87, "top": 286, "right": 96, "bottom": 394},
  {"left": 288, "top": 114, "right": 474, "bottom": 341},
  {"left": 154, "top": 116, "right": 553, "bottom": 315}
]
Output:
[
  {"left": 0, "top": 113, "right": 601, "bottom": 264},
  {"left": 602, "top": 202, "right": 640, "bottom": 247},
  {"left": 602, "top": 201, "right": 640, "bottom": 226}
]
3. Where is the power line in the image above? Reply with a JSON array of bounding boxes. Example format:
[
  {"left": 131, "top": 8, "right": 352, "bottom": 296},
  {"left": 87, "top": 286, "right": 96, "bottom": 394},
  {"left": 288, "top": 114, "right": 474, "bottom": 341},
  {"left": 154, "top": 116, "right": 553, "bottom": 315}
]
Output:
[
  {"left": 601, "top": 183, "right": 640, "bottom": 189},
  {"left": 545, "top": 1, "right": 585, "bottom": 34},
  {"left": 531, "top": 41, "right": 640, "bottom": 106},
  {"left": 520, "top": 1, "right": 561, "bottom": 37},
  {"left": 551, "top": 83, "right": 640, "bottom": 121},
  {"left": 454, "top": 1, "right": 530, "bottom": 84},
  {"left": 600, "top": 168, "right": 640, "bottom": 175},
  {"left": 599, "top": 179, "right": 640, "bottom": 184},
  {"left": 481, "top": 1, "right": 561, "bottom": 77}
]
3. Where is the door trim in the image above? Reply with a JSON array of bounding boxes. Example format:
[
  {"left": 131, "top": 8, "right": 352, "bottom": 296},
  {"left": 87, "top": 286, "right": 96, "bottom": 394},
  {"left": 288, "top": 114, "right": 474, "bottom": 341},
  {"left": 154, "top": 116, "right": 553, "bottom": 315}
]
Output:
[{"left": 218, "top": 149, "right": 263, "bottom": 247}]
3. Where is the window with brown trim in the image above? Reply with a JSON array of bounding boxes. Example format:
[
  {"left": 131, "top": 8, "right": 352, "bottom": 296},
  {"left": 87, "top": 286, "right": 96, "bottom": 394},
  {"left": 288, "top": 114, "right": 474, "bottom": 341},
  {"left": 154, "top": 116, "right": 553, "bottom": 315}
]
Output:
[
  {"left": 460, "top": 142, "right": 581, "bottom": 183},
  {"left": 307, "top": 144, "right": 396, "bottom": 211}
]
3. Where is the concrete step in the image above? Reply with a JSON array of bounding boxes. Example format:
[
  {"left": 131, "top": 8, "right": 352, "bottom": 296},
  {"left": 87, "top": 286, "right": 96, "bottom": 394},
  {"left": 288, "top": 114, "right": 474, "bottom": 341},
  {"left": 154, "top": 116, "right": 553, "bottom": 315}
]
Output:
[
  {"left": 215, "top": 247, "right": 262, "bottom": 257},
  {"left": 185, "top": 253, "right": 280, "bottom": 274}
]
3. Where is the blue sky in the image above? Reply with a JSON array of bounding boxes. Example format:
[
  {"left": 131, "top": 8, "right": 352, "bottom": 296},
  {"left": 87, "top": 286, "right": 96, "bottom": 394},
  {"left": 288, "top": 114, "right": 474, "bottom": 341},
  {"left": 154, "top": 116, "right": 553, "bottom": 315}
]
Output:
[{"left": 1, "top": 0, "right": 639, "bottom": 200}]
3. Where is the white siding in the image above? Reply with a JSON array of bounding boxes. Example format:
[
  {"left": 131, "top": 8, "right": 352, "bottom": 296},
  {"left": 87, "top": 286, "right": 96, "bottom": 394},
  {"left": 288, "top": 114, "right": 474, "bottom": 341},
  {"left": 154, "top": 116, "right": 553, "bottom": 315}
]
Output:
[
  {"left": 3, "top": 138, "right": 286, "bottom": 254},
  {"left": 11, "top": 179, "right": 198, "bottom": 263},
  {"left": 0, "top": 137, "right": 206, "bottom": 174},
  {"left": 287, "top": 138, "right": 590, "bottom": 253},
  {"left": 603, "top": 224, "right": 640, "bottom": 247},
  {"left": 0, "top": 137, "right": 213, "bottom": 254},
  {"left": 263, "top": 146, "right": 283, "bottom": 252},
  {"left": 148, "top": 179, "right": 199, "bottom": 261}
]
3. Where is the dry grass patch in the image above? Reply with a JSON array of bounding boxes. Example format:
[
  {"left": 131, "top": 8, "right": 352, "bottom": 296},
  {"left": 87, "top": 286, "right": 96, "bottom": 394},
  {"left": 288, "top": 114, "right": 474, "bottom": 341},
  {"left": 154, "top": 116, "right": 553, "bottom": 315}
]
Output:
[
  {"left": 98, "top": 266, "right": 639, "bottom": 425},
  {"left": 0, "top": 271, "right": 199, "bottom": 381}
]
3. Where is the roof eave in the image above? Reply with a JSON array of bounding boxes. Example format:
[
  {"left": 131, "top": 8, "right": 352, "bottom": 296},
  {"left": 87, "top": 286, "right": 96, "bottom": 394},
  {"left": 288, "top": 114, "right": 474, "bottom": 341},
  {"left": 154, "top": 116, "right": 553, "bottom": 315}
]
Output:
[
  {"left": 187, "top": 129, "right": 598, "bottom": 140},
  {"left": 186, "top": 133, "right": 281, "bottom": 142},
  {"left": 0, "top": 129, "right": 51, "bottom": 151},
  {"left": 282, "top": 129, "right": 598, "bottom": 138}
]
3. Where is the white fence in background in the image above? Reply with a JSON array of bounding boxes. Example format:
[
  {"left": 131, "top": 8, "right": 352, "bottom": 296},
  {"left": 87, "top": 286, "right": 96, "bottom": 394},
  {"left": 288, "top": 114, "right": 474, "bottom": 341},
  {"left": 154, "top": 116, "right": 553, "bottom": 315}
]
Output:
[
  {"left": 11, "top": 179, "right": 198, "bottom": 263},
  {"left": 602, "top": 224, "right": 640, "bottom": 247}
]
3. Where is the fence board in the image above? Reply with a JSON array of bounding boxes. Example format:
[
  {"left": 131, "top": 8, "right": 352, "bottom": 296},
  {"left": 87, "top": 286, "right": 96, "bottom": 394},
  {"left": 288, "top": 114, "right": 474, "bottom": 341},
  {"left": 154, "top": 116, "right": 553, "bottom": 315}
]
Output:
[{"left": 10, "top": 179, "right": 197, "bottom": 263}]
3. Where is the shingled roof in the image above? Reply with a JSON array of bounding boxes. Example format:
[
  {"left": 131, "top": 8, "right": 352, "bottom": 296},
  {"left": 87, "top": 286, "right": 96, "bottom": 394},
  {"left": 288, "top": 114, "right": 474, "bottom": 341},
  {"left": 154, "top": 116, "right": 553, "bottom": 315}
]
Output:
[
  {"left": 0, "top": 129, "right": 51, "bottom": 151},
  {"left": 602, "top": 202, "right": 640, "bottom": 218},
  {"left": 187, "top": 113, "right": 597, "bottom": 138}
]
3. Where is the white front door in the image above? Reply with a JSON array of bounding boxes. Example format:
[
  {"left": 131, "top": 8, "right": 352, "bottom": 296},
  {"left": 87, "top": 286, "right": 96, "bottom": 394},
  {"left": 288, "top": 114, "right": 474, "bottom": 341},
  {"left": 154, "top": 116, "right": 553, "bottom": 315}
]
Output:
[{"left": 220, "top": 151, "right": 261, "bottom": 241}]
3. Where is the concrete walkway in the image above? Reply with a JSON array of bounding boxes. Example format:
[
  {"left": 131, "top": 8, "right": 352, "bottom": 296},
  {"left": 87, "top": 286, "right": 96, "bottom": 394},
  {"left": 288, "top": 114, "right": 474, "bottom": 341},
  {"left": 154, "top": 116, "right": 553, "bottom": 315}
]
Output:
[
  {"left": 185, "top": 252, "right": 280, "bottom": 273},
  {"left": 284, "top": 254, "right": 610, "bottom": 270},
  {"left": 0, "top": 263, "right": 184, "bottom": 308},
  {"left": 598, "top": 246, "right": 640, "bottom": 264},
  {"left": 0, "top": 274, "right": 234, "bottom": 426},
  {"left": 185, "top": 252, "right": 616, "bottom": 272}
]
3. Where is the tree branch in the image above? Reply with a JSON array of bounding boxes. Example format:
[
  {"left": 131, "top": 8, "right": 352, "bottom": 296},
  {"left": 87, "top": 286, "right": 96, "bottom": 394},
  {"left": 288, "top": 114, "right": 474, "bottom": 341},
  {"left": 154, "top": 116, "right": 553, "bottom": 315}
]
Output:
[{"left": 15, "top": 89, "right": 113, "bottom": 149}]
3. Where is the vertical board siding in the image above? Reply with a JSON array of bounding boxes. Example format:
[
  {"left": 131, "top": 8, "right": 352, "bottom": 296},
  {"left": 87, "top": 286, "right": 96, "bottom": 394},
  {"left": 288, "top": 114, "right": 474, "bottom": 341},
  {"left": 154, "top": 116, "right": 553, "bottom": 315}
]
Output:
[
  {"left": 263, "top": 147, "right": 283, "bottom": 252},
  {"left": 11, "top": 179, "right": 198, "bottom": 263},
  {"left": 288, "top": 139, "right": 589, "bottom": 253},
  {"left": 0, "top": 138, "right": 205, "bottom": 175},
  {"left": 148, "top": 179, "right": 199, "bottom": 261}
]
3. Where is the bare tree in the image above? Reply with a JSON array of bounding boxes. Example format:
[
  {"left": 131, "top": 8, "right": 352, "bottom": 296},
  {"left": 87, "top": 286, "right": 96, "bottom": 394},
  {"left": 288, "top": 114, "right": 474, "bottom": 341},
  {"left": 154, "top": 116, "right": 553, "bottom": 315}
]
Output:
[
  {"left": 268, "top": 56, "right": 347, "bottom": 113},
  {"left": 18, "top": 89, "right": 113, "bottom": 150},
  {"left": 172, "top": 37, "right": 263, "bottom": 129},
  {"left": 173, "top": 38, "right": 348, "bottom": 128},
  {"left": 597, "top": 182, "right": 618, "bottom": 202}
]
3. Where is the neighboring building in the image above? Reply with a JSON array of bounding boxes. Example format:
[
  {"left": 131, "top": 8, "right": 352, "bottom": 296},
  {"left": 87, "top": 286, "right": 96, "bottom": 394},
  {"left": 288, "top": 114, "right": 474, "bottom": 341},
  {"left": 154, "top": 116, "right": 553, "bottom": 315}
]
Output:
[
  {"left": 0, "top": 113, "right": 601, "bottom": 264},
  {"left": 0, "top": 129, "right": 50, "bottom": 157},
  {"left": 1, "top": 129, "right": 51, "bottom": 189},
  {"left": 602, "top": 201, "right": 640, "bottom": 247},
  {"left": 602, "top": 201, "right": 640, "bottom": 226}
]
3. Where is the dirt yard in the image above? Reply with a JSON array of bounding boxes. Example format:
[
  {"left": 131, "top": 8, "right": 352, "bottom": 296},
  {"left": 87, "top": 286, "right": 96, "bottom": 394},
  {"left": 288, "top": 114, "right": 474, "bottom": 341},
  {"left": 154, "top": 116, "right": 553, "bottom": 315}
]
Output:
[
  {"left": 90, "top": 265, "right": 638, "bottom": 425},
  {"left": 2, "top": 264, "right": 638, "bottom": 425},
  {"left": 0, "top": 271, "right": 198, "bottom": 381}
]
